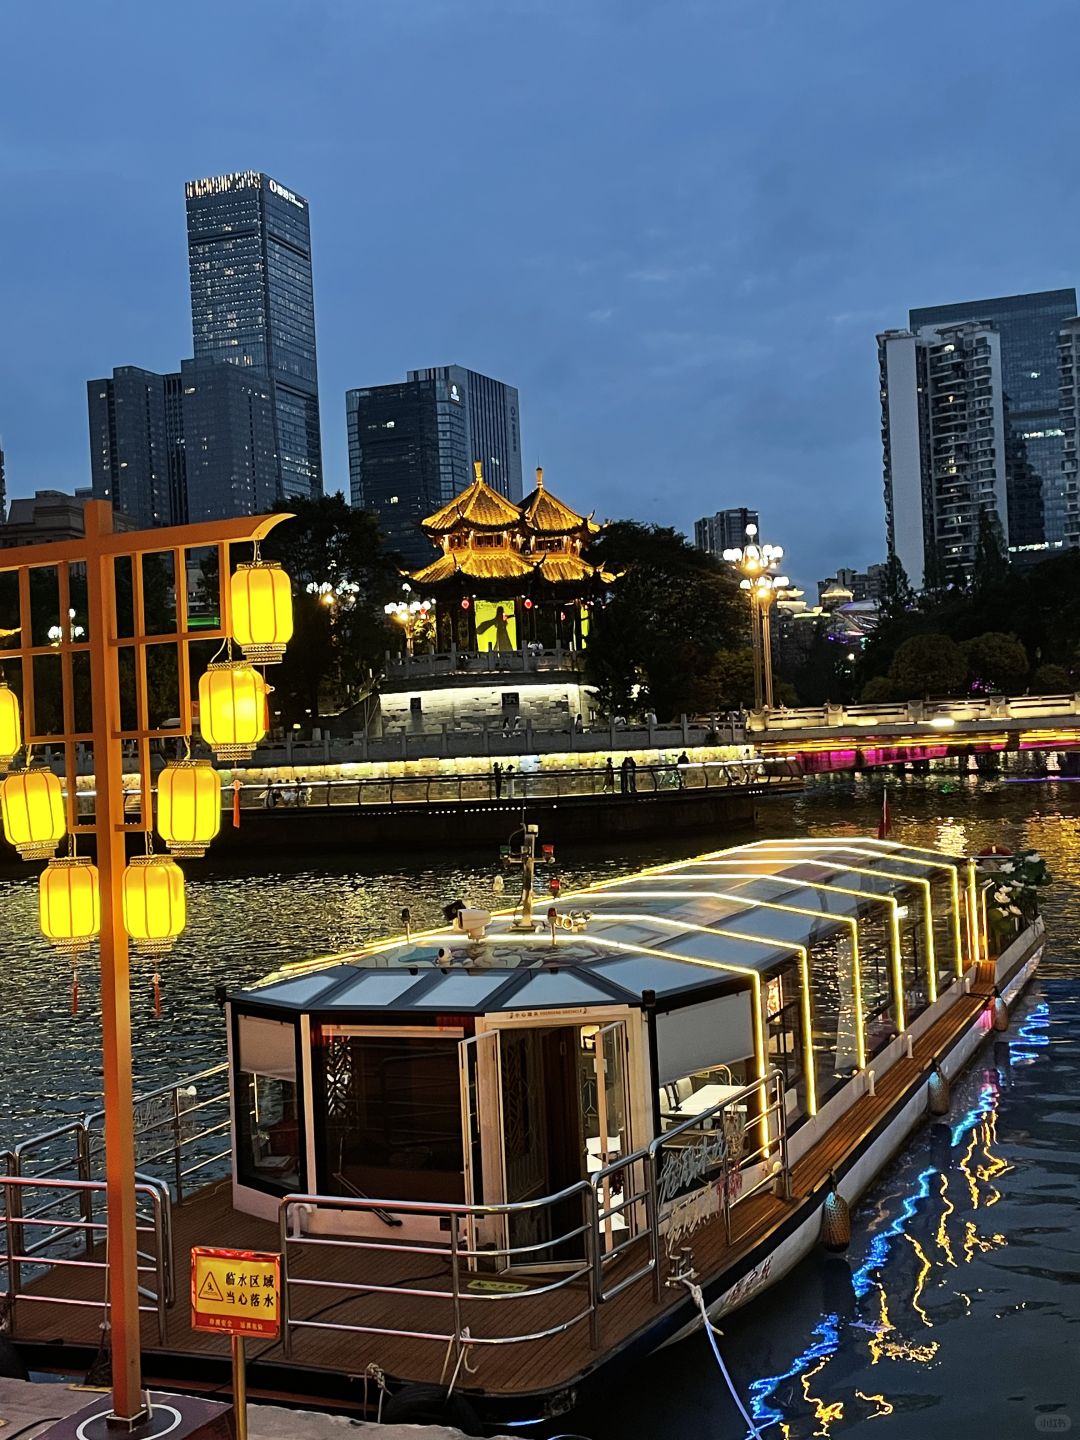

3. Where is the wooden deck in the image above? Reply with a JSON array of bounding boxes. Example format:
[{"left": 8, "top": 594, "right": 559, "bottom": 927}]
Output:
[{"left": 9, "top": 941, "right": 1037, "bottom": 1411}]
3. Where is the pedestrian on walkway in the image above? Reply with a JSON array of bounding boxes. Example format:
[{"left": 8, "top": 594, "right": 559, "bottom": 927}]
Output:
[
  {"left": 493, "top": 762, "right": 503, "bottom": 799},
  {"left": 603, "top": 758, "right": 615, "bottom": 793}
]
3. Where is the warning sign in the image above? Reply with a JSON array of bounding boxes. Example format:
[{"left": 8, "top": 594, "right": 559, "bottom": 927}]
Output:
[{"left": 191, "top": 1246, "right": 282, "bottom": 1338}]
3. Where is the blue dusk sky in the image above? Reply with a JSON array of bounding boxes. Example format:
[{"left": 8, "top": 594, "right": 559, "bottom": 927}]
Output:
[{"left": 2, "top": 0, "right": 1077, "bottom": 586}]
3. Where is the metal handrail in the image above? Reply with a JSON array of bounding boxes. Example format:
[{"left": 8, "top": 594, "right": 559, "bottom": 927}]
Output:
[
  {"left": 277, "top": 1182, "right": 599, "bottom": 1357},
  {"left": 0, "top": 1174, "right": 172, "bottom": 1344}
]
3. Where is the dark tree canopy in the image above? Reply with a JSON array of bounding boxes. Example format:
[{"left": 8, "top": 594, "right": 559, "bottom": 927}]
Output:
[{"left": 585, "top": 522, "right": 746, "bottom": 720}]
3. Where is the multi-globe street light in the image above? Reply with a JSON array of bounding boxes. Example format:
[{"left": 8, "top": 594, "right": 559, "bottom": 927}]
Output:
[{"left": 722, "top": 524, "right": 789, "bottom": 710}]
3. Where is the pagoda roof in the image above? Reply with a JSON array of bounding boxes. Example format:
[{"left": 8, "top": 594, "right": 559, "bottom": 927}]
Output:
[
  {"left": 534, "top": 553, "right": 614, "bottom": 585},
  {"left": 519, "top": 467, "right": 599, "bottom": 535},
  {"left": 409, "top": 549, "right": 539, "bottom": 585},
  {"left": 422, "top": 463, "right": 521, "bottom": 533}
]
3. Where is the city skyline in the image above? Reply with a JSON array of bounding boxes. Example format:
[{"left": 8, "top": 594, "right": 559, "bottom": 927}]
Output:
[{"left": 3, "top": 2, "right": 1080, "bottom": 586}]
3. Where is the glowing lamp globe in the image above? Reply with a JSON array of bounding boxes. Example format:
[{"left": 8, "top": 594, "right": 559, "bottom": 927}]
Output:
[
  {"left": 0, "top": 768, "right": 66, "bottom": 861},
  {"left": 0, "top": 683, "right": 21, "bottom": 769},
  {"left": 123, "top": 855, "right": 186, "bottom": 955},
  {"left": 157, "top": 760, "right": 221, "bottom": 858},
  {"left": 230, "top": 562, "right": 294, "bottom": 665},
  {"left": 198, "top": 662, "right": 268, "bottom": 762},
  {"left": 39, "top": 857, "right": 100, "bottom": 955}
]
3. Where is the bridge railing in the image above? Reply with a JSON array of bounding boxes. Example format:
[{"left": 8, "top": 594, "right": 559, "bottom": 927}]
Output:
[{"left": 747, "top": 693, "right": 1080, "bottom": 733}]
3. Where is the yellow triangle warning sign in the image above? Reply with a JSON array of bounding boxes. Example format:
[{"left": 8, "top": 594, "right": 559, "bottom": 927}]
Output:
[{"left": 198, "top": 1270, "right": 224, "bottom": 1302}]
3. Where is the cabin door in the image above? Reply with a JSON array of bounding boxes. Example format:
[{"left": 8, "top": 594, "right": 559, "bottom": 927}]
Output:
[
  {"left": 587, "top": 1021, "right": 635, "bottom": 1254},
  {"left": 458, "top": 1029, "right": 502, "bottom": 1261}
]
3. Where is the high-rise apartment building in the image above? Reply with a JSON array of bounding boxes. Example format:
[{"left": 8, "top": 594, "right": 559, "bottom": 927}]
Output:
[
  {"left": 693, "top": 507, "right": 759, "bottom": 556},
  {"left": 87, "top": 367, "right": 178, "bottom": 529},
  {"left": 347, "top": 366, "right": 522, "bottom": 565},
  {"left": 1056, "top": 317, "right": 1080, "bottom": 549},
  {"left": 186, "top": 171, "right": 323, "bottom": 506},
  {"left": 0, "top": 444, "right": 6, "bottom": 524},
  {"left": 908, "top": 290, "right": 1077, "bottom": 558},
  {"left": 879, "top": 321, "right": 1009, "bottom": 587}
]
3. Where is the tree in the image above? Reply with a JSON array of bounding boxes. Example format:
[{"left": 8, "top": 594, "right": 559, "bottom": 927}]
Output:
[
  {"left": 860, "top": 674, "right": 896, "bottom": 703},
  {"left": 962, "top": 631, "right": 1028, "bottom": 694},
  {"left": 879, "top": 553, "right": 915, "bottom": 620},
  {"left": 1030, "top": 662, "right": 1071, "bottom": 693},
  {"left": 887, "top": 633, "right": 967, "bottom": 699},
  {"left": 585, "top": 523, "right": 745, "bottom": 720},
  {"left": 972, "top": 508, "right": 1009, "bottom": 593},
  {"left": 259, "top": 494, "right": 401, "bottom": 723}
]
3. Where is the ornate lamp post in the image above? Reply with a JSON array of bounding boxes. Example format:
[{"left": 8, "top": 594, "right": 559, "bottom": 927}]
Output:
[
  {"left": 384, "top": 596, "right": 434, "bottom": 655},
  {"left": 0, "top": 501, "right": 291, "bottom": 1431},
  {"left": 722, "top": 525, "right": 789, "bottom": 710}
]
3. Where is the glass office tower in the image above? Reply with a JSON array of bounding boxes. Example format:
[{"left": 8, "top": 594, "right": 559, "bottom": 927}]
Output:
[
  {"left": 185, "top": 172, "right": 323, "bottom": 507},
  {"left": 347, "top": 366, "right": 522, "bottom": 566},
  {"left": 909, "top": 290, "right": 1077, "bottom": 557}
]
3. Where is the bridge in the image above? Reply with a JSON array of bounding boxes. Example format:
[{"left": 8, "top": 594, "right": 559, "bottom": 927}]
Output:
[{"left": 744, "top": 692, "right": 1080, "bottom": 772}]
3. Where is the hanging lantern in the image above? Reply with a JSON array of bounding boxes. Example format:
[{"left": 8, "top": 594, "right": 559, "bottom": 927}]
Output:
[
  {"left": 0, "top": 683, "right": 21, "bottom": 769},
  {"left": 157, "top": 760, "right": 221, "bottom": 858},
  {"left": 39, "top": 856, "right": 100, "bottom": 955},
  {"left": 231, "top": 560, "right": 294, "bottom": 665},
  {"left": 0, "top": 767, "right": 66, "bottom": 860},
  {"left": 122, "top": 855, "right": 186, "bottom": 955},
  {"left": 198, "top": 662, "right": 268, "bottom": 762}
]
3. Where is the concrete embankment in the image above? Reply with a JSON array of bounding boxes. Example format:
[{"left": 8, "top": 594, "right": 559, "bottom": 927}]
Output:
[{"left": 0, "top": 1377, "right": 510, "bottom": 1438}]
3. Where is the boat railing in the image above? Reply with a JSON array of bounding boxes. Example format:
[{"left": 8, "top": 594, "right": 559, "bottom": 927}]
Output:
[
  {"left": 276, "top": 1181, "right": 604, "bottom": 1356},
  {"left": 0, "top": 1167, "right": 173, "bottom": 1344}
]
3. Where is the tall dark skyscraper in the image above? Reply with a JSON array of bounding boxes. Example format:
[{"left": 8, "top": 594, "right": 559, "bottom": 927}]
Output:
[
  {"left": 0, "top": 443, "right": 6, "bottom": 524},
  {"left": 693, "top": 507, "right": 759, "bottom": 556},
  {"left": 87, "top": 367, "right": 178, "bottom": 529},
  {"left": 185, "top": 171, "right": 323, "bottom": 506},
  {"left": 346, "top": 365, "right": 522, "bottom": 565},
  {"left": 908, "top": 289, "right": 1077, "bottom": 558}
]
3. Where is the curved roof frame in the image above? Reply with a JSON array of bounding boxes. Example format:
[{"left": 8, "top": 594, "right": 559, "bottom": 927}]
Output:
[
  {"left": 737, "top": 840, "right": 966, "bottom": 983},
  {"left": 593, "top": 886, "right": 867, "bottom": 1069}
]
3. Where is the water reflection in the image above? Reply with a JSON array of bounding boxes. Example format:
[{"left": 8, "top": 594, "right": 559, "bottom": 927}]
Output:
[{"left": 2, "top": 772, "right": 1079, "bottom": 1433}]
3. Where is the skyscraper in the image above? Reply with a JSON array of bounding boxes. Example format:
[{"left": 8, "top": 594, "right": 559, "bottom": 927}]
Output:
[
  {"left": 347, "top": 365, "right": 522, "bottom": 565},
  {"left": 87, "top": 367, "right": 178, "bottom": 529},
  {"left": 694, "top": 507, "right": 759, "bottom": 556},
  {"left": 0, "top": 443, "right": 6, "bottom": 525},
  {"left": 908, "top": 290, "right": 1077, "bottom": 557},
  {"left": 879, "top": 321, "right": 1009, "bottom": 587},
  {"left": 180, "top": 360, "right": 278, "bottom": 523},
  {"left": 185, "top": 171, "right": 323, "bottom": 506}
]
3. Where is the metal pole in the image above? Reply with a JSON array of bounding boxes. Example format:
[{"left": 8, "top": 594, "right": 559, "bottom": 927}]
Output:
[
  {"left": 750, "top": 594, "right": 764, "bottom": 710},
  {"left": 762, "top": 599, "right": 774, "bottom": 710},
  {"left": 84, "top": 501, "right": 148, "bottom": 1429},
  {"left": 231, "top": 1334, "right": 248, "bottom": 1440}
]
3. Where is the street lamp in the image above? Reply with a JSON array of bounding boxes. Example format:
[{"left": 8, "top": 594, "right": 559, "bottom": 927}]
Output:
[
  {"left": 384, "top": 597, "right": 434, "bottom": 655},
  {"left": 722, "top": 524, "right": 789, "bottom": 710},
  {"left": 0, "top": 501, "right": 291, "bottom": 1430}
]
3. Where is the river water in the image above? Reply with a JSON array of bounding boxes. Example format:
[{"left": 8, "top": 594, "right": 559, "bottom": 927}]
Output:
[{"left": 0, "top": 772, "right": 1077, "bottom": 1438}]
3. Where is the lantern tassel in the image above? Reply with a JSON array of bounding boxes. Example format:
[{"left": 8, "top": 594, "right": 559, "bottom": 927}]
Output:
[
  {"left": 232, "top": 779, "right": 242, "bottom": 829},
  {"left": 153, "top": 970, "right": 162, "bottom": 1019}
]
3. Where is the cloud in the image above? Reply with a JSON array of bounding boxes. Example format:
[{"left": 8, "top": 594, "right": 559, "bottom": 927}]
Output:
[{"left": 626, "top": 262, "right": 713, "bottom": 284}]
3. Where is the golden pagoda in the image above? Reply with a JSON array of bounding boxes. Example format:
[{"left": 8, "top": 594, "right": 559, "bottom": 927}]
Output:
[{"left": 406, "top": 463, "right": 614, "bottom": 653}]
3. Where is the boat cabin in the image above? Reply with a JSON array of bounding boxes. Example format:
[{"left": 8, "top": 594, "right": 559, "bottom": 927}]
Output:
[{"left": 226, "top": 838, "right": 977, "bottom": 1251}]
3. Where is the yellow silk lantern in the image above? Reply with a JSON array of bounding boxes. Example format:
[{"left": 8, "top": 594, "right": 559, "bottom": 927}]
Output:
[
  {"left": 0, "top": 767, "right": 66, "bottom": 860},
  {"left": 198, "top": 662, "right": 268, "bottom": 762},
  {"left": 0, "top": 684, "right": 21, "bottom": 769},
  {"left": 231, "top": 561, "right": 293, "bottom": 664},
  {"left": 157, "top": 760, "right": 221, "bottom": 858},
  {"left": 122, "top": 855, "right": 186, "bottom": 955},
  {"left": 39, "top": 856, "right": 100, "bottom": 955}
]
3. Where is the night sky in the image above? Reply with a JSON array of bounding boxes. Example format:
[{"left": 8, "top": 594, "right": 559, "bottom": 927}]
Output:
[{"left": 2, "top": 0, "right": 1077, "bottom": 587}]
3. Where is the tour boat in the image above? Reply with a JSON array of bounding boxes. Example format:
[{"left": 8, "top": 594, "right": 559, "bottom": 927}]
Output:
[{"left": 2, "top": 835, "right": 1044, "bottom": 1432}]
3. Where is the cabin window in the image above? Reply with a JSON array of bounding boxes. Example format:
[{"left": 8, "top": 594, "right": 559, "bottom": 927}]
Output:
[
  {"left": 931, "top": 874, "right": 959, "bottom": 994},
  {"left": 312, "top": 1027, "right": 465, "bottom": 1204},
  {"left": 860, "top": 910, "right": 900, "bottom": 1057},
  {"left": 235, "top": 1015, "right": 301, "bottom": 1196},
  {"left": 899, "top": 897, "right": 931, "bottom": 1022},
  {"left": 807, "top": 929, "right": 860, "bottom": 1105},
  {"left": 655, "top": 994, "right": 756, "bottom": 1132},
  {"left": 764, "top": 962, "right": 810, "bottom": 1121}
]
